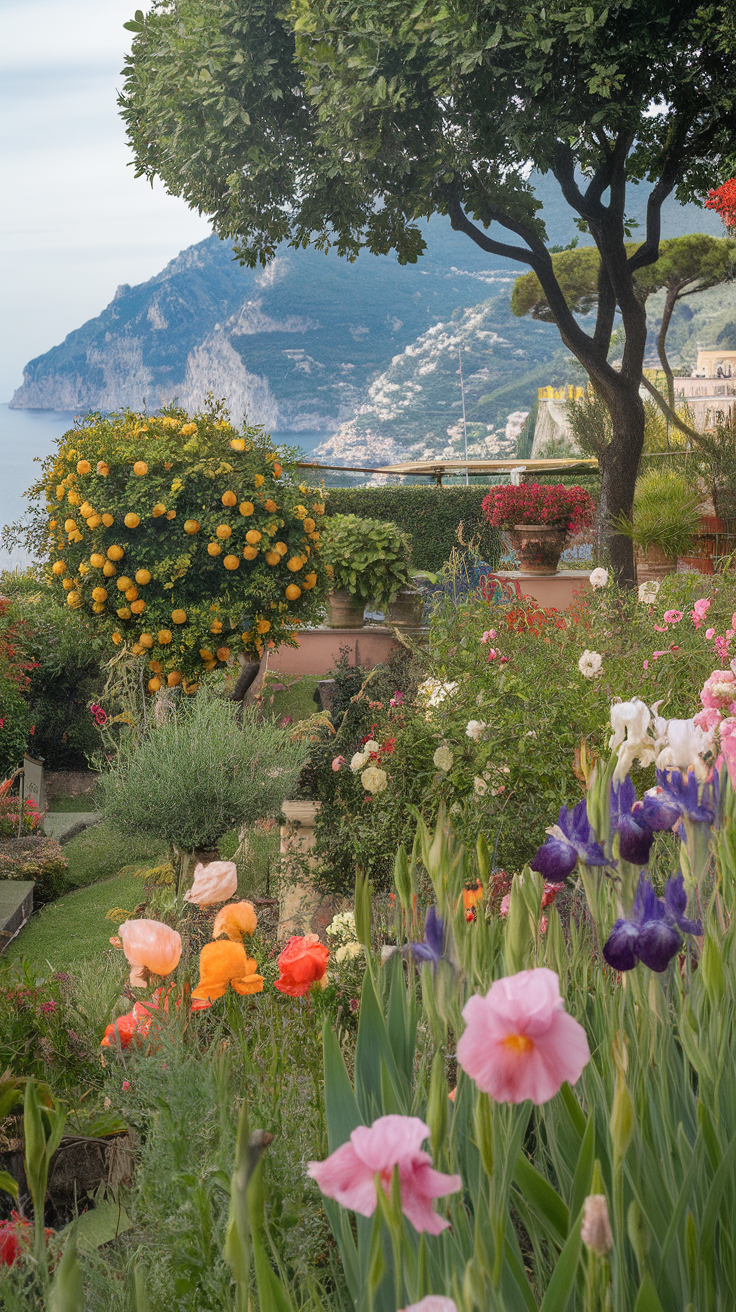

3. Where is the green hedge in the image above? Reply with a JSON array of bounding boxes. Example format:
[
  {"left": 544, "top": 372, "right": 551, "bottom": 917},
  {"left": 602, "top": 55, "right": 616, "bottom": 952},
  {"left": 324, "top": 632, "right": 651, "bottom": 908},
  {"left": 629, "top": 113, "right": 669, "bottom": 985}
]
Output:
[{"left": 322, "top": 487, "right": 502, "bottom": 572}]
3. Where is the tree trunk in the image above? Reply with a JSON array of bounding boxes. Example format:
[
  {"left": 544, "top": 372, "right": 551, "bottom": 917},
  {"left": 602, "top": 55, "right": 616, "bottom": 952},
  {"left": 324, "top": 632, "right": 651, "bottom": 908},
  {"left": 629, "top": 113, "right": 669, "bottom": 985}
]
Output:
[{"left": 598, "top": 384, "right": 646, "bottom": 587}]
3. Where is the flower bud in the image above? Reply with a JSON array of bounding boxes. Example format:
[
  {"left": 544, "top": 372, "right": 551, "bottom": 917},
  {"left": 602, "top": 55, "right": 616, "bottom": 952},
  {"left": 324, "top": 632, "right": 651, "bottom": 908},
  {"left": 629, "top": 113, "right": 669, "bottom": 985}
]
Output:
[
  {"left": 609, "top": 1071, "right": 635, "bottom": 1164},
  {"left": 581, "top": 1194, "right": 613, "bottom": 1255}
]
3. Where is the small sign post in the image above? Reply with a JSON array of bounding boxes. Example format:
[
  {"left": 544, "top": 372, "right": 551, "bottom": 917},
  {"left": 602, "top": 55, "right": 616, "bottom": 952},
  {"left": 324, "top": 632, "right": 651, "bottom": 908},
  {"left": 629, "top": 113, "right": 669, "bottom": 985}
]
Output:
[{"left": 22, "top": 756, "right": 46, "bottom": 817}]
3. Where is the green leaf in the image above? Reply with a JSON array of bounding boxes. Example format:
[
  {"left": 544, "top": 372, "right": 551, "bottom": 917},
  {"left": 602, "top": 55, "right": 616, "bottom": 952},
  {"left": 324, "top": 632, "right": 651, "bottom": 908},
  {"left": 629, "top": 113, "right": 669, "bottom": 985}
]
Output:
[
  {"left": 252, "top": 1224, "right": 295, "bottom": 1312},
  {"left": 48, "top": 1229, "right": 83, "bottom": 1312},
  {"left": 538, "top": 1205, "right": 583, "bottom": 1312},
  {"left": 323, "top": 1019, "right": 362, "bottom": 1152},
  {"left": 514, "top": 1153, "right": 569, "bottom": 1243},
  {"left": 0, "top": 1171, "right": 18, "bottom": 1201},
  {"left": 569, "top": 1113, "right": 595, "bottom": 1223},
  {"left": 633, "top": 1273, "right": 665, "bottom": 1312}
]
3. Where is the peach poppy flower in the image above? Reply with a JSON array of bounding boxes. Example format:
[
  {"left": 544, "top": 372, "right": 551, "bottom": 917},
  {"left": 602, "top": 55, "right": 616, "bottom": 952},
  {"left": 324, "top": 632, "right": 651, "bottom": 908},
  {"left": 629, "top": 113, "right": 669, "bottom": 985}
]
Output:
[
  {"left": 119, "top": 919, "right": 182, "bottom": 987},
  {"left": 191, "top": 941, "right": 264, "bottom": 1002},
  {"left": 184, "top": 860, "right": 238, "bottom": 906},
  {"left": 212, "top": 900, "right": 257, "bottom": 941},
  {"left": 274, "top": 934, "right": 329, "bottom": 997}
]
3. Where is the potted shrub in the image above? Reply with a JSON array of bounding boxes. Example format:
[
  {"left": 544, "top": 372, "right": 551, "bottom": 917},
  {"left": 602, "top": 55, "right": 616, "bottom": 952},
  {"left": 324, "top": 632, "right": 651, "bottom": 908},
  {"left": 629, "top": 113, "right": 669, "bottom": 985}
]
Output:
[
  {"left": 320, "top": 515, "right": 413, "bottom": 628},
  {"left": 481, "top": 483, "right": 596, "bottom": 574},
  {"left": 613, "top": 471, "right": 701, "bottom": 583}
]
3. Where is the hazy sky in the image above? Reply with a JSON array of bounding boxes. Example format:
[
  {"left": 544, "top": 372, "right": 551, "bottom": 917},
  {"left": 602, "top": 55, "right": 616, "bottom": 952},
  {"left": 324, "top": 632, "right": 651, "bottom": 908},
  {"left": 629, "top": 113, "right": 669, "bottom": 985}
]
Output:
[{"left": 0, "top": 0, "right": 211, "bottom": 401}]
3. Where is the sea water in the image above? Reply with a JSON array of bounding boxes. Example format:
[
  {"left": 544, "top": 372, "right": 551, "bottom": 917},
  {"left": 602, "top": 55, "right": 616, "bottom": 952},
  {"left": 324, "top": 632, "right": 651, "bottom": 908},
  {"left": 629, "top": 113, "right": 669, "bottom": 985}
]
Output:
[{"left": 0, "top": 403, "right": 325, "bottom": 570}]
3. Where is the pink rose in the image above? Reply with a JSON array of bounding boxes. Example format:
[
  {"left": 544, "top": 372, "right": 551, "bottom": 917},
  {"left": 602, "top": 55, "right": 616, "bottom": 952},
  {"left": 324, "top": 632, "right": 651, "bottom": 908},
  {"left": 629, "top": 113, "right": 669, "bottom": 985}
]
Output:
[
  {"left": 332, "top": 756, "right": 347, "bottom": 771},
  {"left": 663, "top": 610, "right": 683, "bottom": 624}
]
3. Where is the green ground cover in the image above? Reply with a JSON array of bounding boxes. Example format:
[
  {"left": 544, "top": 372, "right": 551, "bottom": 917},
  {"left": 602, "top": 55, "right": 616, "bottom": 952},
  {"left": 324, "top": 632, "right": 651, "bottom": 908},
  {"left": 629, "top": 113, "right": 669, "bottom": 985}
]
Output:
[
  {"left": 257, "top": 673, "right": 321, "bottom": 722},
  {"left": 4, "top": 873, "right": 145, "bottom": 970},
  {"left": 62, "top": 822, "right": 166, "bottom": 891}
]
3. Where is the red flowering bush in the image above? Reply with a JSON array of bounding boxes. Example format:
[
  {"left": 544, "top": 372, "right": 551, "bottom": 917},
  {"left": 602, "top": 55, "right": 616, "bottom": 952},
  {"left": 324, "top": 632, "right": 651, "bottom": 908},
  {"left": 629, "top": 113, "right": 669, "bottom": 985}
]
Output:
[
  {"left": 705, "top": 179, "right": 736, "bottom": 231},
  {"left": 482, "top": 483, "right": 595, "bottom": 532},
  {"left": 0, "top": 796, "right": 40, "bottom": 840}
]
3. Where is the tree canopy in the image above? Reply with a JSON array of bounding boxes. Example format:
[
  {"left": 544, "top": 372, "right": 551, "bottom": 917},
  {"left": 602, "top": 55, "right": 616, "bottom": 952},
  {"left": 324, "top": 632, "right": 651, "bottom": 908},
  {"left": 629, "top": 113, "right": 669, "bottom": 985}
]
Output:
[{"left": 120, "top": 0, "right": 736, "bottom": 582}]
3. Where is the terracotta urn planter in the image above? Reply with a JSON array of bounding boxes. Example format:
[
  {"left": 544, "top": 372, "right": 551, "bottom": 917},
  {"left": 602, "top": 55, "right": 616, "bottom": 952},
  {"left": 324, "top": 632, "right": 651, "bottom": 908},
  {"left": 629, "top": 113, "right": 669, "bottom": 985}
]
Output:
[
  {"left": 387, "top": 587, "right": 425, "bottom": 628},
  {"left": 635, "top": 544, "right": 676, "bottom": 584},
  {"left": 504, "top": 524, "right": 569, "bottom": 574},
  {"left": 326, "top": 588, "right": 365, "bottom": 629}
]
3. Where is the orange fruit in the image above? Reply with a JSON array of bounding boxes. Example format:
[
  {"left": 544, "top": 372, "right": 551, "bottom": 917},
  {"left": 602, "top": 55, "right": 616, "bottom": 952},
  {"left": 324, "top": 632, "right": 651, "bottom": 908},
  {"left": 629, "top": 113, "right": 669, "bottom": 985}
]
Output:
[
  {"left": 275, "top": 542, "right": 288, "bottom": 556},
  {"left": 158, "top": 629, "right": 173, "bottom": 644},
  {"left": 97, "top": 461, "right": 109, "bottom": 476},
  {"left": 107, "top": 545, "right": 124, "bottom": 561},
  {"left": 132, "top": 643, "right": 144, "bottom": 656},
  {"left": 131, "top": 600, "right": 146, "bottom": 614},
  {"left": 239, "top": 501, "right": 254, "bottom": 517},
  {"left": 230, "top": 438, "right": 245, "bottom": 452},
  {"left": 256, "top": 619, "right": 271, "bottom": 634},
  {"left": 223, "top": 554, "right": 240, "bottom": 570},
  {"left": 64, "top": 519, "right": 77, "bottom": 533},
  {"left": 87, "top": 514, "right": 102, "bottom": 529},
  {"left": 216, "top": 646, "right": 231, "bottom": 662},
  {"left": 303, "top": 517, "right": 316, "bottom": 533},
  {"left": 199, "top": 648, "right": 214, "bottom": 661},
  {"left": 207, "top": 542, "right": 222, "bottom": 557},
  {"left": 117, "top": 606, "right": 132, "bottom": 619},
  {"left": 254, "top": 474, "right": 265, "bottom": 488},
  {"left": 272, "top": 463, "right": 282, "bottom": 477},
  {"left": 216, "top": 524, "right": 232, "bottom": 539},
  {"left": 62, "top": 578, "right": 74, "bottom": 591},
  {"left": 285, "top": 583, "right": 302, "bottom": 601},
  {"left": 243, "top": 545, "right": 258, "bottom": 560},
  {"left": 52, "top": 561, "right": 66, "bottom": 576},
  {"left": 92, "top": 602, "right": 105, "bottom": 614},
  {"left": 102, "top": 513, "right": 114, "bottom": 527},
  {"left": 171, "top": 609, "right": 187, "bottom": 624},
  {"left": 152, "top": 503, "right": 166, "bottom": 517},
  {"left": 245, "top": 529, "right": 262, "bottom": 545},
  {"left": 302, "top": 572, "right": 318, "bottom": 590},
  {"left": 264, "top": 499, "right": 278, "bottom": 513},
  {"left": 133, "top": 461, "right": 148, "bottom": 476},
  {"left": 184, "top": 519, "right": 200, "bottom": 534},
  {"left": 124, "top": 513, "right": 140, "bottom": 529},
  {"left": 221, "top": 490, "right": 237, "bottom": 506},
  {"left": 264, "top": 550, "right": 280, "bottom": 566},
  {"left": 149, "top": 659, "right": 162, "bottom": 673},
  {"left": 111, "top": 631, "right": 122, "bottom": 645},
  {"left": 116, "top": 576, "right": 133, "bottom": 591},
  {"left": 56, "top": 485, "right": 66, "bottom": 499},
  {"left": 102, "top": 561, "right": 116, "bottom": 578},
  {"left": 92, "top": 587, "right": 108, "bottom": 602},
  {"left": 125, "top": 586, "right": 139, "bottom": 601},
  {"left": 148, "top": 677, "right": 162, "bottom": 692},
  {"left": 139, "top": 633, "right": 154, "bottom": 648},
  {"left": 76, "top": 459, "right": 91, "bottom": 475},
  {"left": 135, "top": 568, "right": 151, "bottom": 585},
  {"left": 286, "top": 556, "right": 303, "bottom": 573},
  {"left": 167, "top": 672, "right": 182, "bottom": 687},
  {"left": 166, "top": 511, "right": 177, "bottom": 520}
]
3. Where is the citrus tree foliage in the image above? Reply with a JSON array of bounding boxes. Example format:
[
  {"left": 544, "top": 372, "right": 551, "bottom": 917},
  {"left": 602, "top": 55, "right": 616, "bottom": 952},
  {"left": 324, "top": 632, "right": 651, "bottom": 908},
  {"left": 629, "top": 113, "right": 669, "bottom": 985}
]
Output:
[
  {"left": 34, "top": 406, "right": 328, "bottom": 687},
  {"left": 119, "top": 0, "right": 736, "bottom": 586}
]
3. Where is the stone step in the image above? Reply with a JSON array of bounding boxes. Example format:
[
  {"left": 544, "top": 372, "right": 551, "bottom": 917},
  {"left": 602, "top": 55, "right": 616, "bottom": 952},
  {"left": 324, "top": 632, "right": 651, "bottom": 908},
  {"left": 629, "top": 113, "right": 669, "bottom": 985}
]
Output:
[
  {"left": 43, "top": 813, "right": 101, "bottom": 843},
  {"left": 0, "top": 881, "right": 34, "bottom": 953}
]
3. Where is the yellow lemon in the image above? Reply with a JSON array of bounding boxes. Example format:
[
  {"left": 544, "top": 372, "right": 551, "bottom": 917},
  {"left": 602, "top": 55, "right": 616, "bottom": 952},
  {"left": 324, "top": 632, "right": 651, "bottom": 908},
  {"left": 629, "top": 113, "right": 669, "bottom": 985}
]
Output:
[
  {"left": 92, "top": 586, "right": 108, "bottom": 603},
  {"left": 135, "top": 568, "right": 151, "bottom": 585},
  {"left": 223, "top": 554, "right": 240, "bottom": 570},
  {"left": 207, "top": 542, "right": 222, "bottom": 557},
  {"left": 171, "top": 609, "right": 187, "bottom": 624},
  {"left": 101, "top": 513, "right": 114, "bottom": 527},
  {"left": 285, "top": 583, "right": 302, "bottom": 601},
  {"left": 76, "top": 459, "right": 91, "bottom": 475},
  {"left": 102, "top": 561, "right": 116, "bottom": 578},
  {"left": 216, "top": 646, "right": 231, "bottom": 662},
  {"left": 264, "top": 550, "right": 280, "bottom": 566},
  {"left": 184, "top": 519, "right": 200, "bottom": 534},
  {"left": 302, "top": 572, "right": 317, "bottom": 590},
  {"left": 133, "top": 460, "right": 148, "bottom": 476},
  {"left": 158, "top": 629, "right": 173, "bottom": 644},
  {"left": 52, "top": 560, "right": 66, "bottom": 576},
  {"left": 107, "top": 545, "right": 124, "bottom": 561},
  {"left": 221, "top": 490, "right": 237, "bottom": 507},
  {"left": 124, "top": 513, "right": 140, "bottom": 529},
  {"left": 242, "top": 545, "right": 258, "bottom": 560},
  {"left": 167, "top": 671, "right": 182, "bottom": 687},
  {"left": 139, "top": 633, "right": 154, "bottom": 648},
  {"left": 239, "top": 501, "right": 254, "bottom": 517},
  {"left": 152, "top": 503, "right": 166, "bottom": 518},
  {"left": 245, "top": 529, "right": 262, "bottom": 545}
]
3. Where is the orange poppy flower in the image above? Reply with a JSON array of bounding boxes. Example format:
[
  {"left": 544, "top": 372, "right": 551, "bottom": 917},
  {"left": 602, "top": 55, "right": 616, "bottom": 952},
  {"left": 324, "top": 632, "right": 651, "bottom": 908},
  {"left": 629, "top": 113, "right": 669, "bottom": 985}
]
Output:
[
  {"left": 274, "top": 934, "right": 329, "bottom": 997},
  {"left": 192, "top": 941, "right": 264, "bottom": 1002},
  {"left": 212, "top": 901, "right": 257, "bottom": 942}
]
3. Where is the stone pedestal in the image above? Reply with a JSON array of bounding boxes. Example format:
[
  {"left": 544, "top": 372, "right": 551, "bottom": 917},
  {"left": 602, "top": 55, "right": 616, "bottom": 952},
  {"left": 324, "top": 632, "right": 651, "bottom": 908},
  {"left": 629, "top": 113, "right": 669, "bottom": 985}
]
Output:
[
  {"left": 493, "top": 569, "right": 591, "bottom": 610},
  {"left": 278, "top": 800, "right": 350, "bottom": 942}
]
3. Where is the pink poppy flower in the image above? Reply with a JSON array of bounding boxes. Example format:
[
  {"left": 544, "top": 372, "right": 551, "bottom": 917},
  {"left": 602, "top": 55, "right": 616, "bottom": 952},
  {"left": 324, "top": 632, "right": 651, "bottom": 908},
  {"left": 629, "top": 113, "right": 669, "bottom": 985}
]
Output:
[
  {"left": 184, "top": 861, "right": 237, "bottom": 906},
  {"left": 643, "top": 660, "right": 649, "bottom": 670},
  {"left": 487, "top": 649, "right": 498, "bottom": 661},
  {"left": 332, "top": 755, "right": 347, "bottom": 771},
  {"left": 456, "top": 967, "right": 590, "bottom": 1105},
  {"left": 663, "top": 610, "right": 683, "bottom": 624},
  {"left": 307, "top": 1115, "right": 461, "bottom": 1235},
  {"left": 653, "top": 624, "right": 667, "bottom": 633},
  {"left": 400, "top": 1300, "right": 458, "bottom": 1312}
]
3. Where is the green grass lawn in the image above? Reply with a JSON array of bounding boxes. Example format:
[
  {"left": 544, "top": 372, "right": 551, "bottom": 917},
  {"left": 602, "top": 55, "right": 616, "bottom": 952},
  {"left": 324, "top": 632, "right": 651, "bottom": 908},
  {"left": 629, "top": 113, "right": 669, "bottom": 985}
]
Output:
[
  {"left": 63, "top": 821, "right": 166, "bottom": 889},
  {"left": 4, "top": 873, "right": 146, "bottom": 970},
  {"left": 47, "top": 793, "right": 100, "bottom": 812},
  {"left": 258, "top": 673, "right": 320, "bottom": 723}
]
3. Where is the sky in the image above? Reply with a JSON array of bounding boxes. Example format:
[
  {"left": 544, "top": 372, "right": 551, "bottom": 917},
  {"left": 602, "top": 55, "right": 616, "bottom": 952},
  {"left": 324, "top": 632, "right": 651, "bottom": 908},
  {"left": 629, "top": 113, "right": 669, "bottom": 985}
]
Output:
[{"left": 0, "top": 0, "right": 211, "bottom": 402}]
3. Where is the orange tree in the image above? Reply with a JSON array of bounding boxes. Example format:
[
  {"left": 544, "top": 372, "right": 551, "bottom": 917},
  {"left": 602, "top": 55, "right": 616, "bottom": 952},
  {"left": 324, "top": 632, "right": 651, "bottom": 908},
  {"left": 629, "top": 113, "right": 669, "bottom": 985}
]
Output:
[{"left": 32, "top": 405, "right": 329, "bottom": 690}]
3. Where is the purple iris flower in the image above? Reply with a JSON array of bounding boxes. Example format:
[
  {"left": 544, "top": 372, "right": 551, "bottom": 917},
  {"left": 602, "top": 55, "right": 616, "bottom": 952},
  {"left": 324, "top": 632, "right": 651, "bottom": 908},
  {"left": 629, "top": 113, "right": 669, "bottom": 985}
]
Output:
[
  {"left": 610, "top": 778, "right": 654, "bottom": 866},
  {"left": 654, "top": 769, "right": 716, "bottom": 825},
  {"left": 531, "top": 799, "right": 608, "bottom": 880},
  {"left": 637, "top": 786, "right": 683, "bottom": 831},
  {"left": 404, "top": 907, "right": 446, "bottom": 969},
  {"left": 603, "top": 875, "right": 700, "bottom": 974}
]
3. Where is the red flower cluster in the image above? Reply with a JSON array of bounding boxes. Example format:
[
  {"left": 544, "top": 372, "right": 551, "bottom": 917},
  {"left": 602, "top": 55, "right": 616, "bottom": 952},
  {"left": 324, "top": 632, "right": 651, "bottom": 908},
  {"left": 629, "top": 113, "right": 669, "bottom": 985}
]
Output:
[
  {"left": 482, "top": 483, "right": 595, "bottom": 532},
  {"left": 0, "top": 1214, "right": 53, "bottom": 1266},
  {"left": 505, "top": 604, "right": 565, "bottom": 637},
  {"left": 89, "top": 701, "right": 108, "bottom": 727},
  {"left": 705, "top": 179, "right": 736, "bottom": 231}
]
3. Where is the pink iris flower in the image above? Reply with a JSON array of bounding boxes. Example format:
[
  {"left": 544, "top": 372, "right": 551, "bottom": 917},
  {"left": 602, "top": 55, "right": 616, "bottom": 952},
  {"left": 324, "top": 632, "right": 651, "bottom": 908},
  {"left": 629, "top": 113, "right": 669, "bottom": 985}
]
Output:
[
  {"left": 456, "top": 967, "right": 590, "bottom": 1105},
  {"left": 307, "top": 1115, "right": 461, "bottom": 1235}
]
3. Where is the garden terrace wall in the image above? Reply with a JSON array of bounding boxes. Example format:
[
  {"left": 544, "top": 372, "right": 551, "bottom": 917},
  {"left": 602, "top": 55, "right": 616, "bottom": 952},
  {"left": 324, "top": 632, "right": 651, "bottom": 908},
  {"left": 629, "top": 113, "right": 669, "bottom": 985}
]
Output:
[{"left": 322, "top": 487, "right": 502, "bottom": 572}]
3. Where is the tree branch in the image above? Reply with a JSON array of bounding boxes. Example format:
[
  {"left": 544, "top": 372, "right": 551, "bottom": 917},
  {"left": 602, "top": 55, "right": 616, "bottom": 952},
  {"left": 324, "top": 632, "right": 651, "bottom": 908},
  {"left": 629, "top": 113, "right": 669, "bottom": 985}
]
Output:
[
  {"left": 447, "top": 196, "right": 538, "bottom": 266},
  {"left": 640, "top": 374, "right": 703, "bottom": 443}
]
